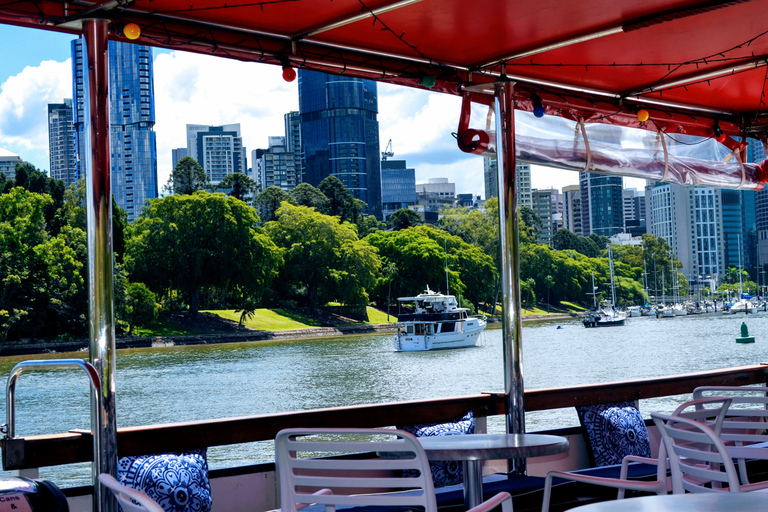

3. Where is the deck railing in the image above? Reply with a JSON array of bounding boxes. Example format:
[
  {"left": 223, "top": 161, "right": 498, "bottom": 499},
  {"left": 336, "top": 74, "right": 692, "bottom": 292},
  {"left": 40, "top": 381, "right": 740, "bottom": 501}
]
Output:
[{"left": 3, "top": 363, "right": 767, "bottom": 470}]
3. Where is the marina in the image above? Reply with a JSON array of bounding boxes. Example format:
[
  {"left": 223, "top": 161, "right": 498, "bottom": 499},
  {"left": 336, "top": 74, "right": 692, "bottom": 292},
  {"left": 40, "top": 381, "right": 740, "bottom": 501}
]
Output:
[{"left": 4, "top": 312, "right": 767, "bottom": 488}]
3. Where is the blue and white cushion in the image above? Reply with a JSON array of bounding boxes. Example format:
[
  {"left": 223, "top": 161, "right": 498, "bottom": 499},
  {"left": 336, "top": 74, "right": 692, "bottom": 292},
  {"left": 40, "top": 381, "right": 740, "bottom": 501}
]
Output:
[
  {"left": 117, "top": 449, "right": 212, "bottom": 512},
  {"left": 576, "top": 402, "right": 651, "bottom": 467},
  {"left": 400, "top": 412, "right": 475, "bottom": 487}
]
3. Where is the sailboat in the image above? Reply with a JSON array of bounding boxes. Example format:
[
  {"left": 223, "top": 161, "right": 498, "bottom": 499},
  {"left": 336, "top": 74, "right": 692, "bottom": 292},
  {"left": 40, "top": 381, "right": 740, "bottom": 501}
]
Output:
[
  {"left": 583, "top": 247, "right": 627, "bottom": 327},
  {"left": 726, "top": 234, "right": 757, "bottom": 315}
]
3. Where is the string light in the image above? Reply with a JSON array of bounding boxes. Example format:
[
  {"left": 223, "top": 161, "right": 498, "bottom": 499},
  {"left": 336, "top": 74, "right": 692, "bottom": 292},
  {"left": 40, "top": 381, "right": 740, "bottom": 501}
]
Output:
[
  {"left": 282, "top": 65, "right": 297, "bottom": 82},
  {"left": 637, "top": 109, "right": 650, "bottom": 122},
  {"left": 532, "top": 94, "right": 546, "bottom": 118},
  {"left": 123, "top": 23, "right": 141, "bottom": 40},
  {"left": 420, "top": 74, "right": 436, "bottom": 88},
  {"left": 713, "top": 122, "right": 726, "bottom": 143}
]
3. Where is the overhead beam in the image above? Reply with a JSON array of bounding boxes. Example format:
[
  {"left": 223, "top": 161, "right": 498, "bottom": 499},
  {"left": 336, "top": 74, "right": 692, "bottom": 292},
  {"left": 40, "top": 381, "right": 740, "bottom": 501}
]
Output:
[{"left": 293, "top": 0, "right": 424, "bottom": 40}]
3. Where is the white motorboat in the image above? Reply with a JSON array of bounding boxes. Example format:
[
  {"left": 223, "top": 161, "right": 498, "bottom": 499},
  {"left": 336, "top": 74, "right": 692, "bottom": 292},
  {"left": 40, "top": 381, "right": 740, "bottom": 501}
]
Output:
[
  {"left": 583, "top": 302, "right": 627, "bottom": 327},
  {"left": 393, "top": 287, "right": 486, "bottom": 351},
  {"left": 727, "top": 300, "right": 757, "bottom": 315},
  {"left": 627, "top": 305, "right": 642, "bottom": 317}
]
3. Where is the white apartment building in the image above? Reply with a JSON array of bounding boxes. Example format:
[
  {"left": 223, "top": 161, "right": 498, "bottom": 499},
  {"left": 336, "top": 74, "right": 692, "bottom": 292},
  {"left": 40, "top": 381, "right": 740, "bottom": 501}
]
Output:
[{"left": 186, "top": 124, "right": 246, "bottom": 184}]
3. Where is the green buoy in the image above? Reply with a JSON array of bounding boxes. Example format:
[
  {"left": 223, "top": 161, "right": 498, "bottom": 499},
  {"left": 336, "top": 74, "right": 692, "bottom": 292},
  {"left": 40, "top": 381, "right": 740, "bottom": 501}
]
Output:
[{"left": 736, "top": 322, "right": 756, "bottom": 343}]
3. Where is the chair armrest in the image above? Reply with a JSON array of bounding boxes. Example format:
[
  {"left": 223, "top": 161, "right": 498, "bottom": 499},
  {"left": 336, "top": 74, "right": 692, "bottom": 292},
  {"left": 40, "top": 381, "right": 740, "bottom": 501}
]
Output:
[
  {"left": 297, "top": 488, "right": 333, "bottom": 511},
  {"left": 467, "top": 492, "right": 512, "bottom": 512},
  {"left": 619, "top": 456, "right": 658, "bottom": 480}
]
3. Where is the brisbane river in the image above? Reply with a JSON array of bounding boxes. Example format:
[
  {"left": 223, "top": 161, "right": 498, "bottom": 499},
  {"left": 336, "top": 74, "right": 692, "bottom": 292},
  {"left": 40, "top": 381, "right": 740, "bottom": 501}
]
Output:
[{"left": 2, "top": 312, "right": 768, "bottom": 487}]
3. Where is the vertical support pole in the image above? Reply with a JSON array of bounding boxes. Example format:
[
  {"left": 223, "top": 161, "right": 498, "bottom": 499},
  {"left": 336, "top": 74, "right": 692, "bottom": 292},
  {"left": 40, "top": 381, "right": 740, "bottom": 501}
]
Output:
[
  {"left": 82, "top": 19, "right": 117, "bottom": 512},
  {"left": 494, "top": 81, "right": 526, "bottom": 475}
]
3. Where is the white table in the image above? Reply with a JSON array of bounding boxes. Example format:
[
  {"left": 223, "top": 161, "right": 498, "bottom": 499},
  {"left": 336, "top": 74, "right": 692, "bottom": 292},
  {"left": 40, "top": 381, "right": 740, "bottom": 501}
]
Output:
[
  {"left": 570, "top": 492, "right": 768, "bottom": 511},
  {"left": 417, "top": 433, "right": 569, "bottom": 510}
]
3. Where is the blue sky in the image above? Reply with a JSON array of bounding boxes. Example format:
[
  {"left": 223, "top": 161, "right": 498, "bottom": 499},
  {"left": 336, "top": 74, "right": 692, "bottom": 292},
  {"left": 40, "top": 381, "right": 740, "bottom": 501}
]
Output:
[{"left": 0, "top": 24, "right": 597, "bottom": 198}]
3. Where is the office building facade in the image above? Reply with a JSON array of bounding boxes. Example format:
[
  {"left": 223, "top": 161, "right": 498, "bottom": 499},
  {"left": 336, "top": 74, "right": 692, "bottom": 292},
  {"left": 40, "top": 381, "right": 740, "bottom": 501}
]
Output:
[
  {"left": 298, "top": 70, "right": 382, "bottom": 218},
  {"left": 48, "top": 99, "right": 77, "bottom": 186},
  {"left": 171, "top": 148, "right": 189, "bottom": 170},
  {"left": 482, "top": 157, "right": 532, "bottom": 206},
  {"left": 720, "top": 189, "right": 756, "bottom": 275},
  {"left": 72, "top": 39, "right": 158, "bottom": 222},
  {"left": 186, "top": 124, "right": 246, "bottom": 184},
  {"left": 563, "top": 184, "right": 583, "bottom": 236},
  {"left": 580, "top": 173, "right": 624, "bottom": 237},
  {"left": 0, "top": 148, "right": 22, "bottom": 180},
  {"left": 531, "top": 189, "right": 555, "bottom": 245},
  {"left": 252, "top": 136, "right": 299, "bottom": 192},
  {"left": 381, "top": 159, "right": 417, "bottom": 220},
  {"left": 284, "top": 111, "right": 304, "bottom": 185}
]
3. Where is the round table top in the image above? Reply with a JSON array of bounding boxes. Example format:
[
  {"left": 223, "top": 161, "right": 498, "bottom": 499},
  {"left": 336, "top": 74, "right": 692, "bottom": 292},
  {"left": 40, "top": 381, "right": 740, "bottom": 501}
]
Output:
[
  {"left": 570, "top": 493, "right": 768, "bottom": 512},
  {"left": 417, "top": 433, "right": 569, "bottom": 461}
]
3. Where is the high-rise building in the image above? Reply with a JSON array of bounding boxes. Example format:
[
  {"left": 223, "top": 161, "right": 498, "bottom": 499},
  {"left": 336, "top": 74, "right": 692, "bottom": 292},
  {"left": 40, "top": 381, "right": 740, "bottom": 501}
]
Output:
[
  {"left": 580, "top": 173, "right": 624, "bottom": 237},
  {"left": 563, "top": 184, "right": 583, "bottom": 236},
  {"left": 720, "top": 189, "right": 756, "bottom": 275},
  {"left": 48, "top": 99, "right": 77, "bottom": 186},
  {"left": 381, "top": 159, "right": 417, "bottom": 221},
  {"left": 186, "top": 124, "right": 246, "bottom": 185},
  {"left": 72, "top": 39, "right": 158, "bottom": 222},
  {"left": 0, "top": 148, "right": 22, "bottom": 180},
  {"left": 748, "top": 140, "right": 768, "bottom": 278},
  {"left": 298, "top": 70, "right": 382, "bottom": 219},
  {"left": 284, "top": 111, "right": 303, "bottom": 185},
  {"left": 171, "top": 148, "right": 188, "bottom": 170},
  {"left": 531, "top": 189, "right": 555, "bottom": 245},
  {"left": 251, "top": 136, "right": 299, "bottom": 193},
  {"left": 647, "top": 182, "right": 723, "bottom": 280},
  {"left": 482, "top": 158, "right": 532, "bottom": 206}
]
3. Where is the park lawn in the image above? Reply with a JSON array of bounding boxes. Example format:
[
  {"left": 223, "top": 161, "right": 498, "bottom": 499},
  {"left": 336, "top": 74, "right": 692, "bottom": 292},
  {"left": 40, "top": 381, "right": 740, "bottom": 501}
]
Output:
[
  {"left": 130, "top": 318, "right": 197, "bottom": 337},
  {"left": 367, "top": 307, "right": 397, "bottom": 323},
  {"left": 521, "top": 306, "right": 550, "bottom": 315},
  {"left": 207, "top": 309, "right": 322, "bottom": 330},
  {"left": 560, "top": 301, "right": 587, "bottom": 312}
]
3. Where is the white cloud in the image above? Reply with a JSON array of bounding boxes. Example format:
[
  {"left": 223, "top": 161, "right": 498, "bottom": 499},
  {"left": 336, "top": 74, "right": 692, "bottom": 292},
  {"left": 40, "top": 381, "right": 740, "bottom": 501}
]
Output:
[
  {"left": 153, "top": 51, "right": 299, "bottom": 188},
  {"left": 0, "top": 60, "right": 71, "bottom": 169}
]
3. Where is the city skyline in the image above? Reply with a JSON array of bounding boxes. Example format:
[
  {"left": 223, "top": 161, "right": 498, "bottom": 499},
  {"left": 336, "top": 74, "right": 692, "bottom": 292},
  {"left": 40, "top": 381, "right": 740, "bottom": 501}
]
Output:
[{"left": 0, "top": 24, "right": 646, "bottom": 201}]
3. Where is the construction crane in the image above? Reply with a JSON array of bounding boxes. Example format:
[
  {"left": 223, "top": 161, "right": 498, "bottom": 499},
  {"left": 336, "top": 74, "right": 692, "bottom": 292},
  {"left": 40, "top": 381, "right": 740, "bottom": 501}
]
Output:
[{"left": 381, "top": 139, "right": 394, "bottom": 160}]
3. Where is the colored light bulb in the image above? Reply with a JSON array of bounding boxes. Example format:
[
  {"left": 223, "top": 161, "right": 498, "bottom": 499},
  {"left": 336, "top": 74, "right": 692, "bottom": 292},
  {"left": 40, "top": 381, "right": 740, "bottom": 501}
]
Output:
[
  {"left": 282, "top": 66, "right": 297, "bottom": 82},
  {"left": 123, "top": 23, "right": 141, "bottom": 40},
  {"left": 421, "top": 75, "right": 436, "bottom": 88},
  {"left": 637, "top": 109, "right": 649, "bottom": 122}
]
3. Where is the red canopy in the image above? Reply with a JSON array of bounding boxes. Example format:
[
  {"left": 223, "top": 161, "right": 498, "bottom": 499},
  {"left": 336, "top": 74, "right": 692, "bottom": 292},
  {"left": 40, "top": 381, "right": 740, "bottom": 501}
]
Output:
[{"left": 2, "top": 0, "right": 768, "bottom": 138}]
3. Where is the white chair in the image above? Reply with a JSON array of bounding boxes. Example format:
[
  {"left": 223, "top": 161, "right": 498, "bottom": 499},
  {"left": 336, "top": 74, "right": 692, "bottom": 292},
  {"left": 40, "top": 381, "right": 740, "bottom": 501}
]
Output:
[
  {"left": 98, "top": 473, "right": 165, "bottom": 512},
  {"left": 693, "top": 385, "right": 768, "bottom": 486},
  {"left": 275, "top": 428, "right": 513, "bottom": 512},
  {"left": 540, "top": 397, "right": 732, "bottom": 512},
  {"left": 651, "top": 412, "right": 745, "bottom": 493}
]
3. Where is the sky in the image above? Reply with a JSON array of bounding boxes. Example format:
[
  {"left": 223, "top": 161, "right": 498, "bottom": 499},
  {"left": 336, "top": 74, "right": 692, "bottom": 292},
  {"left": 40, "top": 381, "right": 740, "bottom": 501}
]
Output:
[{"left": 0, "top": 24, "right": 643, "bottom": 199}]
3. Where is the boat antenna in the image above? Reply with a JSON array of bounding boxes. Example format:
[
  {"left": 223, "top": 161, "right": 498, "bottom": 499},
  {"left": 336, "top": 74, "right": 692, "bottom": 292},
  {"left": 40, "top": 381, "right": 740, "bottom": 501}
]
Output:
[{"left": 444, "top": 238, "right": 449, "bottom": 295}]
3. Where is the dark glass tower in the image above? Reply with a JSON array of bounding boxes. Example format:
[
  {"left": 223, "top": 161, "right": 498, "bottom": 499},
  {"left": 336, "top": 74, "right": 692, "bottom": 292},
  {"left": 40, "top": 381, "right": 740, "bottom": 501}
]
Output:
[
  {"left": 298, "top": 70, "right": 382, "bottom": 219},
  {"left": 47, "top": 99, "right": 77, "bottom": 186},
  {"left": 580, "top": 173, "right": 624, "bottom": 237},
  {"left": 72, "top": 39, "right": 158, "bottom": 222}
]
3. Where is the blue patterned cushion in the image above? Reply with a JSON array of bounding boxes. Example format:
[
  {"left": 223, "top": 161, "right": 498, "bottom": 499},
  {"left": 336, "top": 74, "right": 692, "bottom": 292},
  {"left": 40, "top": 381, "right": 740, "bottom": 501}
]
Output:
[
  {"left": 117, "top": 450, "right": 212, "bottom": 512},
  {"left": 400, "top": 412, "right": 475, "bottom": 487},
  {"left": 576, "top": 402, "right": 651, "bottom": 467}
]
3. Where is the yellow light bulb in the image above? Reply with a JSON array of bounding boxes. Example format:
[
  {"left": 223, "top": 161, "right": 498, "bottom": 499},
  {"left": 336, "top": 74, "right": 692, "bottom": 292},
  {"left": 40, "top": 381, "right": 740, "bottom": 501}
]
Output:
[
  {"left": 637, "top": 109, "right": 650, "bottom": 122},
  {"left": 124, "top": 23, "right": 141, "bottom": 40}
]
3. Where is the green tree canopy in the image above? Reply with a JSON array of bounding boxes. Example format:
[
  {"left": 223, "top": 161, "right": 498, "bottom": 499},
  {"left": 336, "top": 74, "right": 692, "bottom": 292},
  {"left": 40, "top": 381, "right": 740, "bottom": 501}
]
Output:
[
  {"left": 389, "top": 208, "right": 423, "bottom": 230},
  {"left": 166, "top": 156, "right": 209, "bottom": 195},
  {"left": 519, "top": 205, "right": 542, "bottom": 241},
  {"left": 319, "top": 175, "right": 359, "bottom": 222},
  {"left": 254, "top": 186, "right": 293, "bottom": 224},
  {"left": 264, "top": 203, "right": 381, "bottom": 314},
  {"left": 219, "top": 172, "right": 256, "bottom": 201},
  {"left": 290, "top": 183, "right": 328, "bottom": 211},
  {"left": 126, "top": 191, "right": 282, "bottom": 316}
]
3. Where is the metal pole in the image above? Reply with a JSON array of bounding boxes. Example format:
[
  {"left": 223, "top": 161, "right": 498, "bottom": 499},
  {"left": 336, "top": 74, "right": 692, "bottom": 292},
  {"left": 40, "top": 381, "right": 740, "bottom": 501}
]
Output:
[
  {"left": 494, "top": 80, "right": 526, "bottom": 474},
  {"left": 82, "top": 19, "right": 118, "bottom": 512}
]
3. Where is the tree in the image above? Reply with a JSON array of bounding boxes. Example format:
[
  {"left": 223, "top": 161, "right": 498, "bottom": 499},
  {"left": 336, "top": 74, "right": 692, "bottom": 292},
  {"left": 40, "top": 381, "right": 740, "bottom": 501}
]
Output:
[
  {"left": 254, "top": 186, "right": 293, "bottom": 224},
  {"left": 356, "top": 214, "right": 386, "bottom": 238},
  {"left": 519, "top": 205, "right": 542, "bottom": 241},
  {"left": 385, "top": 262, "right": 397, "bottom": 321},
  {"left": 290, "top": 183, "right": 328, "bottom": 211},
  {"left": 127, "top": 191, "right": 283, "bottom": 317},
  {"left": 265, "top": 203, "right": 381, "bottom": 314},
  {"left": 389, "top": 208, "right": 422, "bottom": 230},
  {"left": 7, "top": 163, "right": 66, "bottom": 236},
  {"left": 219, "top": 173, "right": 256, "bottom": 201},
  {"left": 544, "top": 274, "right": 555, "bottom": 311},
  {"left": 124, "top": 282, "right": 158, "bottom": 334},
  {"left": 165, "top": 156, "right": 209, "bottom": 195},
  {"left": 319, "top": 175, "right": 358, "bottom": 222}
]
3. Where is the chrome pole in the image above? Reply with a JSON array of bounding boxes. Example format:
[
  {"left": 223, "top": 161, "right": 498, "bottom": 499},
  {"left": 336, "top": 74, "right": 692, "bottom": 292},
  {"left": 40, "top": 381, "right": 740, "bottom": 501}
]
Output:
[
  {"left": 494, "top": 80, "right": 526, "bottom": 474},
  {"left": 82, "top": 19, "right": 118, "bottom": 512}
]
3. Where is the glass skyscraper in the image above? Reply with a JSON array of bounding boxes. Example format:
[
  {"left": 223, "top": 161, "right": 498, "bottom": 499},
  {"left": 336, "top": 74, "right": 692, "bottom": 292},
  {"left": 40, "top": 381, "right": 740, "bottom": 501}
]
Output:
[
  {"left": 298, "top": 70, "right": 382, "bottom": 219},
  {"left": 579, "top": 173, "right": 624, "bottom": 237},
  {"left": 72, "top": 39, "right": 158, "bottom": 222}
]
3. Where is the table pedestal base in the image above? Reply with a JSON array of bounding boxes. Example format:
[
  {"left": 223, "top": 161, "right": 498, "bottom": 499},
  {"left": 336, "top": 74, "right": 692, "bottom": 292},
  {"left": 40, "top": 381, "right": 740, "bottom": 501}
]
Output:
[{"left": 462, "top": 460, "right": 484, "bottom": 510}]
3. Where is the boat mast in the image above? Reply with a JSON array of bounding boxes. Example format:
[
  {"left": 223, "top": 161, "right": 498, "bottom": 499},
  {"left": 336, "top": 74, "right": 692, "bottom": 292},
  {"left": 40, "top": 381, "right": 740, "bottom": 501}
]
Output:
[
  {"left": 608, "top": 245, "right": 617, "bottom": 307},
  {"left": 444, "top": 238, "right": 449, "bottom": 295},
  {"left": 738, "top": 233, "right": 744, "bottom": 298},
  {"left": 589, "top": 270, "right": 598, "bottom": 309}
]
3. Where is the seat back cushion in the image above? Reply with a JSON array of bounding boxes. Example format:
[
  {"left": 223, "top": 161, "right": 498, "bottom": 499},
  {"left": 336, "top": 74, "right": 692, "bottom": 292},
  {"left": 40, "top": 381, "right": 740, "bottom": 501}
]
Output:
[
  {"left": 400, "top": 412, "right": 474, "bottom": 487},
  {"left": 117, "top": 449, "right": 212, "bottom": 512},
  {"left": 576, "top": 402, "right": 651, "bottom": 467}
]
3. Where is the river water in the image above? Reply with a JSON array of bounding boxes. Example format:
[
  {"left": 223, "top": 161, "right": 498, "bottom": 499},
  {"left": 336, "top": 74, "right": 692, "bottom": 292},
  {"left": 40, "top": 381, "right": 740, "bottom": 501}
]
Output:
[{"left": 2, "top": 312, "right": 767, "bottom": 487}]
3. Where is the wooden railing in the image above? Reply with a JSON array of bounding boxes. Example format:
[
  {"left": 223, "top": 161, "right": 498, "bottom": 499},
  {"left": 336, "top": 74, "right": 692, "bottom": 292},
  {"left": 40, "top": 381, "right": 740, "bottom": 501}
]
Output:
[{"left": 4, "top": 363, "right": 767, "bottom": 470}]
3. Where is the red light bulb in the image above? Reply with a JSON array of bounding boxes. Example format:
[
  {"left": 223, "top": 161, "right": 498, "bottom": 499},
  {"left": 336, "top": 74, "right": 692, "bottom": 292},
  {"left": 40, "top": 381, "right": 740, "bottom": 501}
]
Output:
[
  {"left": 715, "top": 133, "right": 727, "bottom": 143},
  {"left": 282, "top": 66, "right": 296, "bottom": 82}
]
